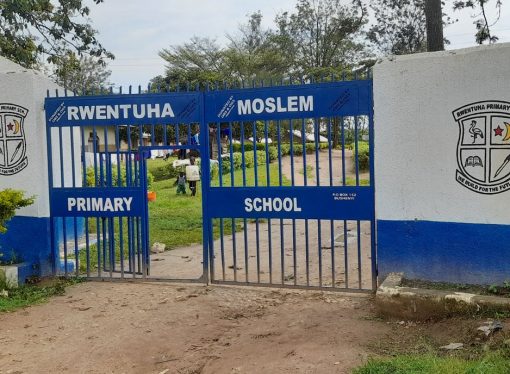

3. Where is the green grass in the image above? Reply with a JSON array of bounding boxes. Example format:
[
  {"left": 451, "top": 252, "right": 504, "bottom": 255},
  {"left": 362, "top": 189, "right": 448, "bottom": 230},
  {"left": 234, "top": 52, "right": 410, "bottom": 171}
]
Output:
[
  {"left": 148, "top": 178, "right": 211, "bottom": 249},
  {"left": 0, "top": 278, "right": 81, "bottom": 313},
  {"left": 354, "top": 353, "right": 510, "bottom": 374},
  {"left": 213, "top": 161, "right": 291, "bottom": 187},
  {"left": 150, "top": 161, "right": 289, "bottom": 249},
  {"left": 299, "top": 165, "right": 314, "bottom": 179},
  {"left": 344, "top": 177, "right": 370, "bottom": 186}
]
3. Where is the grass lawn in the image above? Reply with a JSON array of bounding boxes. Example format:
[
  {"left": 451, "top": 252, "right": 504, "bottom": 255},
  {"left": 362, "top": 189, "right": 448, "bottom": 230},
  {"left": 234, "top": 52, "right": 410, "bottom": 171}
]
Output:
[
  {"left": 354, "top": 353, "right": 510, "bottom": 374},
  {"left": 345, "top": 176, "right": 370, "bottom": 186},
  {"left": 148, "top": 160, "right": 289, "bottom": 249},
  {"left": 0, "top": 278, "right": 81, "bottom": 313}
]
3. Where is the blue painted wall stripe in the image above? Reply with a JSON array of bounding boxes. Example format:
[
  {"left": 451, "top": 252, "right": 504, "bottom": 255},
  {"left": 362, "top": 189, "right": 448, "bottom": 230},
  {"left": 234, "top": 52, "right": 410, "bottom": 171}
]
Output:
[
  {"left": 0, "top": 216, "right": 53, "bottom": 276},
  {"left": 377, "top": 220, "right": 510, "bottom": 285}
]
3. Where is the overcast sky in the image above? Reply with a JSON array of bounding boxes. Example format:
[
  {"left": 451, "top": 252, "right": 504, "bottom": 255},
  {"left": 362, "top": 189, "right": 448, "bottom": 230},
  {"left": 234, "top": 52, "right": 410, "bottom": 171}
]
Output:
[{"left": 85, "top": 0, "right": 510, "bottom": 87}]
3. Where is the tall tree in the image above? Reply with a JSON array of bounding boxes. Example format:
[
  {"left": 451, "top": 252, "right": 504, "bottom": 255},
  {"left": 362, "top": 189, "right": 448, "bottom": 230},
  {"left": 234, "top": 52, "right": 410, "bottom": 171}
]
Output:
[
  {"left": 453, "top": 0, "right": 503, "bottom": 44},
  {"left": 272, "top": 0, "right": 370, "bottom": 148},
  {"left": 0, "top": 0, "right": 113, "bottom": 69},
  {"left": 52, "top": 51, "right": 112, "bottom": 93},
  {"left": 154, "top": 14, "right": 291, "bottom": 89},
  {"left": 273, "top": 0, "right": 369, "bottom": 78},
  {"left": 425, "top": 0, "right": 445, "bottom": 51},
  {"left": 368, "top": 0, "right": 428, "bottom": 55},
  {"left": 224, "top": 12, "right": 292, "bottom": 81},
  {"left": 154, "top": 2, "right": 373, "bottom": 88},
  {"left": 154, "top": 37, "right": 227, "bottom": 90}
]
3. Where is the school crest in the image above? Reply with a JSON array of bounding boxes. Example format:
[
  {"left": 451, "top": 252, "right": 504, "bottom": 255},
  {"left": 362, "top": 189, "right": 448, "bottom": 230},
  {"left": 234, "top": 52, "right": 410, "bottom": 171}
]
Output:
[
  {"left": 452, "top": 101, "right": 510, "bottom": 194},
  {"left": 0, "top": 104, "right": 29, "bottom": 176}
]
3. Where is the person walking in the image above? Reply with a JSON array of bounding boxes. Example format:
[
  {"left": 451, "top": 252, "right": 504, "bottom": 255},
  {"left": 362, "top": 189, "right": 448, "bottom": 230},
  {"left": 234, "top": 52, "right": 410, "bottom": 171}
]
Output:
[{"left": 186, "top": 156, "right": 200, "bottom": 196}]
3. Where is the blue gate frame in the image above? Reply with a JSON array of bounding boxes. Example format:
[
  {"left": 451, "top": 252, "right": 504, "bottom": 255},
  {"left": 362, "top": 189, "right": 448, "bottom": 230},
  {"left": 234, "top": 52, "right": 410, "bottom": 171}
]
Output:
[{"left": 45, "top": 76, "right": 376, "bottom": 291}]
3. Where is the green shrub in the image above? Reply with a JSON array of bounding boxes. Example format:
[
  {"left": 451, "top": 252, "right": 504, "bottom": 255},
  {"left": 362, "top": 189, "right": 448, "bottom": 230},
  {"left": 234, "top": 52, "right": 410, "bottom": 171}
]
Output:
[
  {"left": 231, "top": 143, "right": 267, "bottom": 153},
  {"left": 267, "top": 146, "right": 278, "bottom": 162},
  {"left": 220, "top": 149, "right": 275, "bottom": 175},
  {"left": 86, "top": 165, "right": 155, "bottom": 189},
  {"left": 232, "top": 153, "right": 243, "bottom": 170},
  {"left": 232, "top": 142, "right": 328, "bottom": 158},
  {"left": 292, "top": 144, "right": 303, "bottom": 155},
  {"left": 305, "top": 143, "right": 316, "bottom": 153},
  {"left": 347, "top": 141, "right": 368, "bottom": 151},
  {"left": 221, "top": 152, "right": 241, "bottom": 174},
  {"left": 350, "top": 141, "right": 370, "bottom": 171},
  {"left": 256, "top": 151, "right": 267, "bottom": 165},
  {"left": 150, "top": 162, "right": 179, "bottom": 181},
  {"left": 274, "top": 143, "right": 326, "bottom": 156},
  {"left": 0, "top": 189, "right": 34, "bottom": 234},
  {"left": 221, "top": 158, "right": 232, "bottom": 175},
  {"left": 210, "top": 163, "right": 219, "bottom": 179},
  {"left": 216, "top": 141, "right": 327, "bottom": 176},
  {"left": 280, "top": 144, "right": 291, "bottom": 156},
  {"left": 243, "top": 153, "right": 255, "bottom": 168},
  {"left": 146, "top": 172, "right": 154, "bottom": 190}
]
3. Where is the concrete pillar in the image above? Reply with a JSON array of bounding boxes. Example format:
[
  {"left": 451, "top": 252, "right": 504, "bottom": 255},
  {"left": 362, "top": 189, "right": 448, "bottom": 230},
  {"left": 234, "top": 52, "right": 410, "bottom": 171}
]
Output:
[{"left": 0, "top": 57, "right": 64, "bottom": 278}]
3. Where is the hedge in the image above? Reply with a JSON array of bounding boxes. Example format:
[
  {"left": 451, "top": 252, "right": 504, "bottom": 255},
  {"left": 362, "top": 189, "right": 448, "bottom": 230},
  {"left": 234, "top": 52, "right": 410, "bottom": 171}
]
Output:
[
  {"left": 151, "top": 165, "right": 175, "bottom": 181},
  {"left": 86, "top": 165, "right": 154, "bottom": 190},
  {"left": 232, "top": 142, "right": 328, "bottom": 157},
  {"left": 149, "top": 141, "right": 331, "bottom": 180}
]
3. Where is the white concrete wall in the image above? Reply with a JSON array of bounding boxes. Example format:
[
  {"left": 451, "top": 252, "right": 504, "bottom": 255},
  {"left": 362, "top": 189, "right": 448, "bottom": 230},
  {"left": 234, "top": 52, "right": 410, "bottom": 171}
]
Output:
[
  {"left": 374, "top": 43, "right": 510, "bottom": 225},
  {"left": 0, "top": 57, "right": 68, "bottom": 217}
]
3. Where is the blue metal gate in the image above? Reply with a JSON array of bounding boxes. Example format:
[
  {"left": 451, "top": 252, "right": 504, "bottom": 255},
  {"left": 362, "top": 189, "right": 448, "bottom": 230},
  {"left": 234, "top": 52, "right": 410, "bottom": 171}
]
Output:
[
  {"left": 45, "top": 76, "right": 375, "bottom": 291},
  {"left": 204, "top": 79, "right": 375, "bottom": 291},
  {"left": 45, "top": 89, "right": 207, "bottom": 281}
]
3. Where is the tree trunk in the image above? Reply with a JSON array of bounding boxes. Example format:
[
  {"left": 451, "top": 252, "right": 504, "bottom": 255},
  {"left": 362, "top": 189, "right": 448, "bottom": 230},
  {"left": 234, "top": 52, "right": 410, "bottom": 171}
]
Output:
[
  {"left": 425, "top": 0, "right": 444, "bottom": 52},
  {"left": 332, "top": 117, "right": 339, "bottom": 149}
]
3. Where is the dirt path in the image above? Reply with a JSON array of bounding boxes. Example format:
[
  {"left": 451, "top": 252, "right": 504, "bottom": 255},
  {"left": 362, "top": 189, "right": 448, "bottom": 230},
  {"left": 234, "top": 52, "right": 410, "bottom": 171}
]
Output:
[
  {"left": 280, "top": 149, "right": 370, "bottom": 187},
  {"left": 149, "top": 150, "right": 374, "bottom": 289},
  {"left": 3, "top": 150, "right": 381, "bottom": 373},
  {"left": 0, "top": 282, "right": 387, "bottom": 374}
]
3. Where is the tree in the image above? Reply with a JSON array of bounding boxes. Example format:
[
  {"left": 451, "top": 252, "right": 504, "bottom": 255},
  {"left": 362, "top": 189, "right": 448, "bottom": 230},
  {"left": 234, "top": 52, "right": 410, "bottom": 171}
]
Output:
[
  {"left": 273, "top": 0, "right": 369, "bottom": 78},
  {"left": 224, "top": 12, "right": 292, "bottom": 82},
  {"left": 0, "top": 0, "right": 113, "bottom": 69},
  {"left": 154, "top": 3, "right": 372, "bottom": 90},
  {"left": 425, "top": 0, "right": 445, "bottom": 51},
  {"left": 453, "top": 0, "right": 503, "bottom": 44},
  {"left": 52, "top": 51, "right": 112, "bottom": 93},
  {"left": 154, "top": 37, "right": 227, "bottom": 90},
  {"left": 272, "top": 0, "right": 371, "bottom": 147},
  {"left": 368, "top": 0, "right": 428, "bottom": 55},
  {"left": 154, "top": 13, "right": 290, "bottom": 89}
]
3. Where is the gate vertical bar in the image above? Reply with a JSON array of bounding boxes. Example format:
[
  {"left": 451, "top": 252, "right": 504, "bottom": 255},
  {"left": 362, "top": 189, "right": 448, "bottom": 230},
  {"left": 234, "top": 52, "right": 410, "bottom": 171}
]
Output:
[
  {"left": 200, "top": 90, "right": 210, "bottom": 284},
  {"left": 45, "top": 95, "right": 57, "bottom": 276},
  {"left": 369, "top": 79, "right": 377, "bottom": 290}
]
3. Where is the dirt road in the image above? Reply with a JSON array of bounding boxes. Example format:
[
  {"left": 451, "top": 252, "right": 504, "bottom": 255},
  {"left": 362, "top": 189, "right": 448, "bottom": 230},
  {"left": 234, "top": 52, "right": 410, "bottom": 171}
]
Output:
[{"left": 0, "top": 282, "right": 387, "bottom": 374}]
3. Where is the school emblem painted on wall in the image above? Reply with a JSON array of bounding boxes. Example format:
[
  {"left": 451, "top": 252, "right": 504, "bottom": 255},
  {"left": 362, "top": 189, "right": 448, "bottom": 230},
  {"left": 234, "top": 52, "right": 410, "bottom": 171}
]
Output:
[
  {"left": 453, "top": 101, "right": 510, "bottom": 194},
  {"left": 0, "top": 104, "right": 29, "bottom": 176}
]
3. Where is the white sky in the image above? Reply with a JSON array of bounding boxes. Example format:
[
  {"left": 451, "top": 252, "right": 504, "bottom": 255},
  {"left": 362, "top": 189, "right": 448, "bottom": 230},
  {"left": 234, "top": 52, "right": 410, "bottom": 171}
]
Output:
[{"left": 84, "top": 0, "right": 510, "bottom": 87}]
